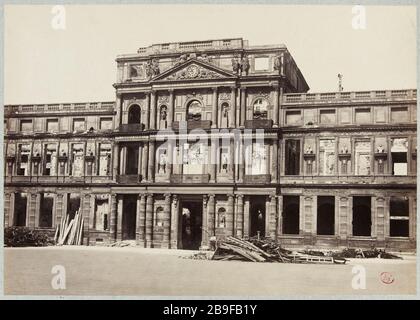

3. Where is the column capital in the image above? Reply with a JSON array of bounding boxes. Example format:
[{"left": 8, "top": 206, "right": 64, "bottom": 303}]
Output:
[
  {"left": 236, "top": 194, "right": 244, "bottom": 200},
  {"left": 208, "top": 193, "right": 215, "bottom": 199},
  {"left": 164, "top": 193, "right": 172, "bottom": 199},
  {"left": 212, "top": 86, "right": 219, "bottom": 92},
  {"left": 138, "top": 193, "right": 147, "bottom": 200}
]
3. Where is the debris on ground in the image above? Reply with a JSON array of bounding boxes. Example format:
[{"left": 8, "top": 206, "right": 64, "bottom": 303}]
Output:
[
  {"left": 210, "top": 236, "right": 347, "bottom": 264},
  {"left": 331, "top": 248, "right": 403, "bottom": 260},
  {"left": 108, "top": 240, "right": 138, "bottom": 247}
]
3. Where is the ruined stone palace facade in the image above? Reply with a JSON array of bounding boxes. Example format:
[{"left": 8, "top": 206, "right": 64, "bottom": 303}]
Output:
[{"left": 4, "top": 38, "right": 416, "bottom": 251}]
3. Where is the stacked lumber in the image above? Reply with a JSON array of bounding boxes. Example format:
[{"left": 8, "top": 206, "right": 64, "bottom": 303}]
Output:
[
  {"left": 211, "top": 236, "right": 347, "bottom": 264},
  {"left": 54, "top": 211, "right": 84, "bottom": 245}
]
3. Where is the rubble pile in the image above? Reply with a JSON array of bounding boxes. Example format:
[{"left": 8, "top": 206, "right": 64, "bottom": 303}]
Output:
[{"left": 211, "top": 236, "right": 347, "bottom": 264}]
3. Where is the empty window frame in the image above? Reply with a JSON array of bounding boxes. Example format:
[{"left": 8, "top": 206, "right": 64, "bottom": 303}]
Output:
[
  {"left": 317, "top": 196, "right": 335, "bottom": 235},
  {"left": 39, "top": 193, "right": 54, "bottom": 228},
  {"left": 352, "top": 196, "right": 372, "bottom": 236},
  {"left": 14, "top": 193, "right": 28, "bottom": 226},
  {"left": 319, "top": 139, "right": 336, "bottom": 175},
  {"left": 391, "top": 138, "right": 408, "bottom": 176},
  {"left": 43, "top": 144, "right": 57, "bottom": 176},
  {"left": 17, "top": 144, "right": 30, "bottom": 176},
  {"left": 285, "top": 140, "right": 300, "bottom": 175},
  {"left": 20, "top": 120, "right": 33, "bottom": 132},
  {"left": 94, "top": 199, "right": 109, "bottom": 231},
  {"left": 73, "top": 118, "right": 86, "bottom": 132},
  {"left": 282, "top": 195, "right": 300, "bottom": 234},
  {"left": 46, "top": 119, "right": 59, "bottom": 132},
  {"left": 389, "top": 197, "right": 409, "bottom": 237}
]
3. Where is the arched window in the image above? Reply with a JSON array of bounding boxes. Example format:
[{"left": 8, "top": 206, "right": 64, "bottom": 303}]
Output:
[
  {"left": 155, "top": 206, "right": 164, "bottom": 226},
  {"left": 253, "top": 98, "right": 268, "bottom": 119},
  {"left": 128, "top": 104, "right": 141, "bottom": 124},
  {"left": 187, "top": 100, "right": 202, "bottom": 121},
  {"left": 217, "top": 208, "right": 226, "bottom": 228}
]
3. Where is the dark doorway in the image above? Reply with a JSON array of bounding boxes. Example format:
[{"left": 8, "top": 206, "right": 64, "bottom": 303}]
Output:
[
  {"left": 317, "top": 196, "right": 335, "bottom": 235},
  {"left": 180, "top": 200, "right": 202, "bottom": 250},
  {"left": 250, "top": 196, "right": 266, "bottom": 237},
  {"left": 67, "top": 193, "right": 80, "bottom": 220},
  {"left": 125, "top": 144, "right": 139, "bottom": 175},
  {"left": 128, "top": 104, "right": 141, "bottom": 124},
  {"left": 282, "top": 195, "right": 300, "bottom": 234},
  {"left": 352, "top": 196, "right": 372, "bottom": 236},
  {"left": 14, "top": 193, "right": 27, "bottom": 226},
  {"left": 39, "top": 193, "right": 54, "bottom": 228},
  {"left": 122, "top": 195, "right": 137, "bottom": 240}
]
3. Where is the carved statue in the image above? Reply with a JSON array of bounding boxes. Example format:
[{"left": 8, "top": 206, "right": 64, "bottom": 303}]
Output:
[
  {"left": 145, "top": 61, "right": 153, "bottom": 78},
  {"left": 158, "top": 151, "right": 167, "bottom": 174},
  {"left": 221, "top": 153, "right": 229, "bottom": 173},
  {"left": 151, "top": 59, "right": 160, "bottom": 76},
  {"left": 241, "top": 55, "right": 250, "bottom": 75},
  {"left": 175, "top": 54, "right": 188, "bottom": 66},
  {"left": 273, "top": 55, "right": 282, "bottom": 72},
  {"left": 231, "top": 56, "right": 241, "bottom": 74},
  {"left": 160, "top": 106, "right": 167, "bottom": 120}
]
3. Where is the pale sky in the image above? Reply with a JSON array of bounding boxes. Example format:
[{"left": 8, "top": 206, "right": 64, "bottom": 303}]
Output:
[{"left": 4, "top": 4, "right": 417, "bottom": 105}]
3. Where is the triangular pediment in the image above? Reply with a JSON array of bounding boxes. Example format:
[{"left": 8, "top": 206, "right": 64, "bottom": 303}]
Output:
[{"left": 152, "top": 59, "right": 236, "bottom": 82}]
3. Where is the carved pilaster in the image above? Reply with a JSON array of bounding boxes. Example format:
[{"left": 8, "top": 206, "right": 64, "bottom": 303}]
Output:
[
  {"left": 162, "top": 193, "right": 171, "bottom": 248},
  {"left": 137, "top": 193, "right": 147, "bottom": 247},
  {"left": 226, "top": 194, "right": 234, "bottom": 236},
  {"left": 145, "top": 193, "right": 154, "bottom": 248},
  {"left": 236, "top": 195, "right": 244, "bottom": 238}
]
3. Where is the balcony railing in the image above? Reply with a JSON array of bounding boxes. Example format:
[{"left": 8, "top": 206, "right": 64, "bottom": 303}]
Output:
[
  {"left": 283, "top": 89, "right": 417, "bottom": 104},
  {"left": 243, "top": 174, "right": 271, "bottom": 184},
  {"left": 119, "top": 123, "right": 145, "bottom": 133},
  {"left": 244, "top": 119, "right": 273, "bottom": 129},
  {"left": 170, "top": 174, "right": 209, "bottom": 184},
  {"left": 172, "top": 120, "right": 212, "bottom": 130}
]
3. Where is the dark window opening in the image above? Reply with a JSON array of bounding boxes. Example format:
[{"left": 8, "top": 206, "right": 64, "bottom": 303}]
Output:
[
  {"left": 391, "top": 152, "right": 407, "bottom": 176},
  {"left": 317, "top": 196, "right": 335, "bottom": 235},
  {"left": 282, "top": 195, "right": 300, "bottom": 234},
  {"left": 67, "top": 194, "right": 80, "bottom": 220},
  {"left": 390, "top": 197, "right": 409, "bottom": 237},
  {"left": 122, "top": 195, "right": 137, "bottom": 240},
  {"left": 180, "top": 201, "right": 202, "bottom": 250},
  {"left": 250, "top": 197, "right": 266, "bottom": 237},
  {"left": 128, "top": 104, "right": 141, "bottom": 124},
  {"left": 285, "top": 140, "right": 300, "bottom": 175},
  {"left": 14, "top": 193, "right": 27, "bottom": 226},
  {"left": 125, "top": 144, "right": 139, "bottom": 175},
  {"left": 352, "top": 196, "right": 371, "bottom": 236},
  {"left": 39, "top": 193, "right": 53, "bottom": 228}
]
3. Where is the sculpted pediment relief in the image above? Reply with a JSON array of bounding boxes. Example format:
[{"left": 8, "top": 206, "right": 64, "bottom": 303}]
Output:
[{"left": 152, "top": 59, "right": 236, "bottom": 82}]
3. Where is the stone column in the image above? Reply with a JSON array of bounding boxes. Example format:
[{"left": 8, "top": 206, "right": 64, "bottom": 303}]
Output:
[
  {"left": 269, "top": 195, "right": 278, "bottom": 240},
  {"left": 240, "top": 87, "right": 247, "bottom": 127},
  {"left": 148, "top": 140, "right": 155, "bottom": 182},
  {"left": 112, "top": 143, "right": 119, "bottom": 180},
  {"left": 201, "top": 195, "right": 208, "bottom": 247},
  {"left": 170, "top": 195, "right": 179, "bottom": 248},
  {"left": 28, "top": 193, "right": 37, "bottom": 228},
  {"left": 55, "top": 193, "right": 64, "bottom": 227},
  {"left": 144, "top": 92, "right": 150, "bottom": 130},
  {"left": 277, "top": 195, "right": 283, "bottom": 237},
  {"left": 236, "top": 195, "right": 244, "bottom": 238},
  {"left": 162, "top": 193, "right": 171, "bottom": 248},
  {"left": 273, "top": 84, "right": 279, "bottom": 127},
  {"left": 238, "top": 141, "right": 245, "bottom": 182},
  {"left": 230, "top": 86, "right": 237, "bottom": 128},
  {"left": 150, "top": 91, "right": 156, "bottom": 130},
  {"left": 138, "top": 144, "right": 143, "bottom": 179},
  {"left": 116, "top": 195, "right": 123, "bottom": 241},
  {"left": 83, "top": 194, "right": 91, "bottom": 244},
  {"left": 208, "top": 194, "right": 216, "bottom": 237},
  {"left": 137, "top": 193, "right": 146, "bottom": 247},
  {"left": 166, "top": 139, "right": 174, "bottom": 181},
  {"left": 211, "top": 87, "right": 218, "bottom": 128},
  {"left": 168, "top": 89, "right": 174, "bottom": 129},
  {"left": 141, "top": 142, "right": 148, "bottom": 182},
  {"left": 209, "top": 141, "right": 217, "bottom": 183},
  {"left": 145, "top": 193, "right": 154, "bottom": 248},
  {"left": 226, "top": 194, "right": 234, "bottom": 236},
  {"left": 109, "top": 194, "right": 118, "bottom": 241},
  {"left": 272, "top": 140, "right": 278, "bottom": 183},
  {"left": 229, "top": 138, "right": 235, "bottom": 181},
  {"left": 4, "top": 193, "right": 11, "bottom": 228}
]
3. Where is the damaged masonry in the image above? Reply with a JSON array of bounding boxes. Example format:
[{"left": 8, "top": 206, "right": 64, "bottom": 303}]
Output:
[{"left": 4, "top": 38, "right": 416, "bottom": 253}]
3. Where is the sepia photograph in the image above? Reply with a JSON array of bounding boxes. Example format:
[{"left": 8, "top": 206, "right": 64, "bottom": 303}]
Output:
[{"left": 1, "top": 2, "right": 418, "bottom": 300}]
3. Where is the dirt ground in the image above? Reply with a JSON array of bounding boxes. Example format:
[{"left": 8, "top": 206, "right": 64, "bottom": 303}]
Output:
[{"left": 3, "top": 246, "right": 417, "bottom": 297}]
